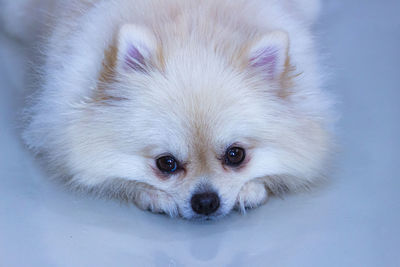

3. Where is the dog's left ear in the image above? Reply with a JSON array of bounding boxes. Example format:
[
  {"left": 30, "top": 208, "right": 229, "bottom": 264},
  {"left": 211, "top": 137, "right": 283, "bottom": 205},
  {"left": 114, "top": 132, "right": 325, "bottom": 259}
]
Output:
[
  {"left": 117, "top": 24, "right": 157, "bottom": 72},
  {"left": 249, "top": 31, "right": 289, "bottom": 80}
]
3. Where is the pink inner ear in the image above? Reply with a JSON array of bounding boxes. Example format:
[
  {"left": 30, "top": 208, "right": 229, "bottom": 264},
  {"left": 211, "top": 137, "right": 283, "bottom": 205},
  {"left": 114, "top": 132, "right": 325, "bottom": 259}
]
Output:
[
  {"left": 124, "top": 45, "right": 146, "bottom": 72},
  {"left": 250, "top": 47, "right": 279, "bottom": 78}
]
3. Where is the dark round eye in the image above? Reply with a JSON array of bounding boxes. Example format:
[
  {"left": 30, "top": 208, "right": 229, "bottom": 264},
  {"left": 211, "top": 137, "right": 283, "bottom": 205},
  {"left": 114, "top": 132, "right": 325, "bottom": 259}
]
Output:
[
  {"left": 224, "top": 147, "right": 246, "bottom": 167},
  {"left": 156, "top": 156, "right": 178, "bottom": 173}
]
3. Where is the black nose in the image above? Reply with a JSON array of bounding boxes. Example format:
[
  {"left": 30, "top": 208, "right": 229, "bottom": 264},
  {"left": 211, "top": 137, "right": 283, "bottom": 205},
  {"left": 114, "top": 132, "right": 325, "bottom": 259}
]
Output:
[{"left": 191, "top": 192, "right": 220, "bottom": 215}]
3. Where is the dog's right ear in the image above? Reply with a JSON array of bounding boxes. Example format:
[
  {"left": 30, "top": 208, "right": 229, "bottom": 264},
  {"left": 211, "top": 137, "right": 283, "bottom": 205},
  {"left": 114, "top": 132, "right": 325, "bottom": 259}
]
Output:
[
  {"left": 248, "top": 31, "right": 289, "bottom": 81},
  {"left": 117, "top": 24, "right": 157, "bottom": 72}
]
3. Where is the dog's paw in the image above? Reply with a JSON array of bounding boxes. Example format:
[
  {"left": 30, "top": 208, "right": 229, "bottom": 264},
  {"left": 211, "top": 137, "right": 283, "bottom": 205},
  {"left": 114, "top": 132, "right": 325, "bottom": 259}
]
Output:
[
  {"left": 133, "top": 187, "right": 178, "bottom": 216},
  {"left": 235, "top": 179, "right": 269, "bottom": 212}
]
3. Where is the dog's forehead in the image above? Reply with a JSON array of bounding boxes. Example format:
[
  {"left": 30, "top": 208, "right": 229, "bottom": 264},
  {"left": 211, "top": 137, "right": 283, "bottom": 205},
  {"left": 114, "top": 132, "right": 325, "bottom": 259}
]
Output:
[
  {"left": 130, "top": 46, "right": 270, "bottom": 158},
  {"left": 140, "top": 89, "right": 264, "bottom": 160}
]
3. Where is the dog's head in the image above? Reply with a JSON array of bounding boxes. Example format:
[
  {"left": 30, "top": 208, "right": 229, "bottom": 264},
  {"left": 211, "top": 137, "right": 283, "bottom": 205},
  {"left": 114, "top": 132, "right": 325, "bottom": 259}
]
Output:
[{"left": 53, "top": 24, "right": 330, "bottom": 219}]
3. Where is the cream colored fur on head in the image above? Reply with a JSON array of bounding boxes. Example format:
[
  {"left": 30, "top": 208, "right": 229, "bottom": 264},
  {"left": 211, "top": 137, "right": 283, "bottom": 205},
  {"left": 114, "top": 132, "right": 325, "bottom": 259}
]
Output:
[{"left": 8, "top": 0, "right": 333, "bottom": 219}]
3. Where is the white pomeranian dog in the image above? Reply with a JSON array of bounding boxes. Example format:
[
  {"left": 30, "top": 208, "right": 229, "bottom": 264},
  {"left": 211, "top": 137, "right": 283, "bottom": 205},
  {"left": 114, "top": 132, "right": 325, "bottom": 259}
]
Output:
[{"left": 1, "top": 0, "right": 333, "bottom": 219}]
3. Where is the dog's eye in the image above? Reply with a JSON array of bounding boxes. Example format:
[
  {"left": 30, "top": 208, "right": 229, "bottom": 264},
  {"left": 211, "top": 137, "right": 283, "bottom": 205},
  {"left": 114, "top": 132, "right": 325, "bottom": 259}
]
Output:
[
  {"left": 224, "top": 147, "right": 246, "bottom": 167},
  {"left": 156, "top": 155, "right": 178, "bottom": 173}
]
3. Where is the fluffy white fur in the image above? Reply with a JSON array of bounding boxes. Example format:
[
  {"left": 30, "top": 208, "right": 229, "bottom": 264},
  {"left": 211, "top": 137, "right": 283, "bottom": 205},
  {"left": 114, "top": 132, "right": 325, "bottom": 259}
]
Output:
[{"left": 2, "top": 0, "right": 333, "bottom": 219}]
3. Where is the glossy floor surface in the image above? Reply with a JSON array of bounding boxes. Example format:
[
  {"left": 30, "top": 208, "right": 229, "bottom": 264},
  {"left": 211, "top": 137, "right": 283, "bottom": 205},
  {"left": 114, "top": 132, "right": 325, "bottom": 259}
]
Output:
[{"left": 1, "top": 1, "right": 399, "bottom": 266}]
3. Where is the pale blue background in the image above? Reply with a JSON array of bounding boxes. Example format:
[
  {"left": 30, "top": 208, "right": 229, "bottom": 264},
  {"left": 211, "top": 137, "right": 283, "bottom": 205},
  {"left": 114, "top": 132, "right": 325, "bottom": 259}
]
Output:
[{"left": 0, "top": 1, "right": 399, "bottom": 266}]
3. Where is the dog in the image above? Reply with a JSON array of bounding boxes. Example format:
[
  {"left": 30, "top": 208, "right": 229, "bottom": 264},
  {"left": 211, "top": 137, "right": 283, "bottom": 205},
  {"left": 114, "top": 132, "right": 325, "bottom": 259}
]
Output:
[{"left": 1, "top": 0, "right": 333, "bottom": 219}]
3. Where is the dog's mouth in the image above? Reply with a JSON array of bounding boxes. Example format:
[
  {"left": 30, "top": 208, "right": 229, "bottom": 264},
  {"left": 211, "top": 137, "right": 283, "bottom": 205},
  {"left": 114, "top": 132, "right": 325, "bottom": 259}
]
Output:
[
  {"left": 178, "top": 198, "right": 234, "bottom": 220},
  {"left": 186, "top": 208, "right": 227, "bottom": 220}
]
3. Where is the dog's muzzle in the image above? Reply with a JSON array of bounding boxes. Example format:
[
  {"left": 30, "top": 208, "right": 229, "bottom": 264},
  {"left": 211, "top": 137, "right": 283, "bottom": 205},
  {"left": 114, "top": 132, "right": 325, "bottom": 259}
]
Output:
[{"left": 191, "top": 192, "right": 220, "bottom": 215}]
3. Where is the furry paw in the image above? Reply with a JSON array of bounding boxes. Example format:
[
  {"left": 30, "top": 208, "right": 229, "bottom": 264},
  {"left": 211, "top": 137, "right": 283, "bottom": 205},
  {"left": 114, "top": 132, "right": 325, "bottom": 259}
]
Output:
[
  {"left": 133, "top": 186, "right": 178, "bottom": 216},
  {"left": 235, "top": 179, "right": 269, "bottom": 212}
]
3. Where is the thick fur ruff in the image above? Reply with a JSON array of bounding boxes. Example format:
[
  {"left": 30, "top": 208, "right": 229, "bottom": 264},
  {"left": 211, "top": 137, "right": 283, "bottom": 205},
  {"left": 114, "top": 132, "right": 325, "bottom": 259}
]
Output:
[{"left": 2, "top": 0, "right": 333, "bottom": 219}]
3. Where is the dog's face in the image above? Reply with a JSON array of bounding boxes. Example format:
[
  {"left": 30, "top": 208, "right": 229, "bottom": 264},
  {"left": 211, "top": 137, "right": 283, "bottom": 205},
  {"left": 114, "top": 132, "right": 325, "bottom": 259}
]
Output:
[{"left": 70, "top": 25, "right": 329, "bottom": 219}]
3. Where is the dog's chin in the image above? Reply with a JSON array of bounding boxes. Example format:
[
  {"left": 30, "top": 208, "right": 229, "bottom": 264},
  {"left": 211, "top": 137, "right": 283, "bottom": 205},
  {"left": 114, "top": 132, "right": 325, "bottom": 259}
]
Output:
[
  {"left": 179, "top": 208, "right": 233, "bottom": 221},
  {"left": 186, "top": 213, "right": 227, "bottom": 221}
]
